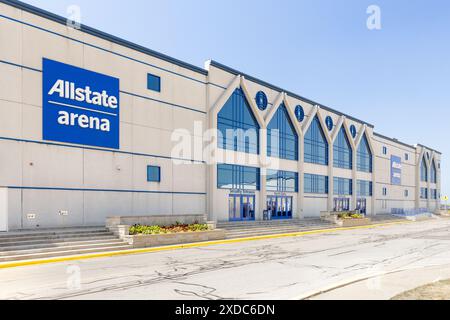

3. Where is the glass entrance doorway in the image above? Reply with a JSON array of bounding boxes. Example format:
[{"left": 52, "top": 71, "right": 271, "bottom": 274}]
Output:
[
  {"left": 334, "top": 198, "right": 350, "bottom": 212},
  {"left": 356, "top": 198, "right": 367, "bottom": 215},
  {"left": 228, "top": 194, "right": 255, "bottom": 221},
  {"left": 267, "top": 196, "right": 293, "bottom": 220}
]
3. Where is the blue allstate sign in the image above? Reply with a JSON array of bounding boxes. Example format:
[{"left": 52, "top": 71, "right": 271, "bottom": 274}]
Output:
[
  {"left": 391, "top": 155, "right": 402, "bottom": 185},
  {"left": 42, "top": 58, "right": 120, "bottom": 149}
]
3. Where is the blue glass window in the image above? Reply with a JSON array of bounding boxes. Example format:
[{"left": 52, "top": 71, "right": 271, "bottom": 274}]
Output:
[
  {"left": 357, "top": 180, "right": 373, "bottom": 197},
  {"left": 304, "top": 174, "right": 328, "bottom": 194},
  {"left": 333, "top": 127, "right": 352, "bottom": 169},
  {"left": 325, "top": 116, "right": 333, "bottom": 131},
  {"left": 304, "top": 117, "right": 328, "bottom": 165},
  {"left": 357, "top": 134, "right": 372, "bottom": 173},
  {"left": 350, "top": 125, "right": 357, "bottom": 138},
  {"left": 383, "top": 146, "right": 387, "bottom": 155},
  {"left": 333, "top": 177, "right": 353, "bottom": 196},
  {"left": 218, "top": 89, "right": 260, "bottom": 154},
  {"left": 420, "top": 157, "right": 428, "bottom": 182},
  {"left": 295, "top": 105, "right": 305, "bottom": 122},
  {"left": 147, "top": 73, "right": 161, "bottom": 92},
  {"left": 147, "top": 166, "right": 161, "bottom": 182},
  {"left": 431, "top": 189, "right": 438, "bottom": 200},
  {"left": 431, "top": 160, "right": 437, "bottom": 183},
  {"left": 267, "top": 103, "right": 298, "bottom": 161},
  {"left": 420, "top": 187, "right": 428, "bottom": 199},
  {"left": 267, "top": 170, "right": 298, "bottom": 193},
  {"left": 217, "top": 164, "right": 260, "bottom": 191},
  {"left": 255, "top": 91, "right": 268, "bottom": 111}
]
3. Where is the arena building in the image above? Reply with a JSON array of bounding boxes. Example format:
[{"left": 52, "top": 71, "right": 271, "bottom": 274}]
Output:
[{"left": 0, "top": 0, "right": 442, "bottom": 231}]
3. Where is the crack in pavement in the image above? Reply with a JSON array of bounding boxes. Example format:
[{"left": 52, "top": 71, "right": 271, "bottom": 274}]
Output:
[{"left": 4, "top": 220, "right": 450, "bottom": 300}]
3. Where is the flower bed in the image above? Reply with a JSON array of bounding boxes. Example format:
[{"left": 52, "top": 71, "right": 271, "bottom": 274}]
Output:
[
  {"left": 129, "top": 223, "right": 209, "bottom": 235},
  {"left": 116, "top": 223, "right": 226, "bottom": 248},
  {"left": 321, "top": 211, "right": 371, "bottom": 227},
  {"left": 337, "top": 212, "right": 365, "bottom": 220}
]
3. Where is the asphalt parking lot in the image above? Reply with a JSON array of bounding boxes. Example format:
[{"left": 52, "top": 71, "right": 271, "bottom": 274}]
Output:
[{"left": 1, "top": 218, "right": 450, "bottom": 300}]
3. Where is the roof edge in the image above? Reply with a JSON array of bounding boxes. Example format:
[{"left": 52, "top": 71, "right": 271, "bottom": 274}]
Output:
[
  {"left": 3, "top": 1, "right": 442, "bottom": 159},
  {"left": 374, "top": 133, "right": 442, "bottom": 155},
  {"left": 417, "top": 144, "right": 442, "bottom": 155},
  {"left": 209, "top": 60, "right": 375, "bottom": 129},
  {"left": 373, "top": 132, "right": 416, "bottom": 150},
  {"left": 1, "top": 0, "right": 208, "bottom": 75}
]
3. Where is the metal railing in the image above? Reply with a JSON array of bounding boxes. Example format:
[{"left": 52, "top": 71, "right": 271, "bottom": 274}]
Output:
[{"left": 391, "top": 208, "right": 430, "bottom": 216}]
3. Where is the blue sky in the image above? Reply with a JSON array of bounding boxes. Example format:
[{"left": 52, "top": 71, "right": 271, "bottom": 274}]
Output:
[{"left": 22, "top": 0, "right": 449, "bottom": 200}]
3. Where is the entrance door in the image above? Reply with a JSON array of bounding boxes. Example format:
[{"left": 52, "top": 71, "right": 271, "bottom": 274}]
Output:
[
  {"left": 267, "top": 196, "right": 293, "bottom": 220},
  {"left": 229, "top": 194, "right": 255, "bottom": 221},
  {"left": 357, "top": 198, "right": 367, "bottom": 215},
  {"left": 228, "top": 195, "right": 238, "bottom": 221},
  {"left": 241, "top": 195, "right": 255, "bottom": 221}
]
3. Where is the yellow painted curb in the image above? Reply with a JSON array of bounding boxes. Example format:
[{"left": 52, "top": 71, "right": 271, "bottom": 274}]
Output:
[{"left": 0, "top": 220, "right": 411, "bottom": 269}]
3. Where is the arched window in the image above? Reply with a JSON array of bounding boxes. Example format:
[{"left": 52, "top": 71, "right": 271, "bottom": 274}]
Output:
[
  {"left": 304, "top": 116, "right": 328, "bottom": 165},
  {"left": 357, "top": 134, "right": 372, "bottom": 173},
  {"left": 431, "top": 160, "right": 437, "bottom": 183},
  {"left": 217, "top": 88, "right": 260, "bottom": 154},
  {"left": 267, "top": 104, "right": 298, "bottom": 161},
  {"left": 421, "top": 157, "right": 428, "bottom": 182},
  {"left": 333, "top": 127, "right": 352, "bottom": 169}
]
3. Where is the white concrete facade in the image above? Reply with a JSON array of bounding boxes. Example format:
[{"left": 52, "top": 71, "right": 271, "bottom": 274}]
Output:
[{"left": 0, "top": 1, "right": 442, "bottom": 231}]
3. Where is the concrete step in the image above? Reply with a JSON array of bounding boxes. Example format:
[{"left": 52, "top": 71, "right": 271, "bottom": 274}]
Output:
[
  {"left": 0, "top": 238, "right": 124, "bottom": 253},
  {"left": 226, "top": 226, "right": 337, "bottom": 239},
  {"left": 218, "top": 224, "right": 332, "bottom": 230},
  {"left": 224, "top": 225, "right": 333, "bottom": 234},
  {"left": 217, "top": 219, "right": 336, "bottom": 239},
  {"left": 222, "top": 223, "right": 328, "bottom": 231},
  {"left": 0, "top": 241, "right": 126, "bottom": 257},
  {"left": 225, "top": 225, "right": 334, "bottom": 235},
  {"left": 0, "top": 227, "right": 135, "bottom": 263},
  {"left": 4, "top": 226, "right": 106, "bottom": 232},
  {"left": 0, "top": 232, "right": 115, "bottom": 244},
  {"left": 217, "top": 219, "right": 308, "bottom": 224},
  {"left": 0, "top": 226, "right": 108, "bottom": 233},
  {"left": 0, "top": 241, "right": 128, "bottom": 257},
  {"left": 0, "top": 244, "right": 133, "bottom": 263},
  {"left": 0, "top": 228, "right": 110, "bottom": 237},
  {"left": 217, "top": 222, "right": 333, "bottom": 230},
  {"left": 217, "top": 219, "right": 325, "bottom": 226},
  {"left": 0, "top": 235, "right": 118, "bottom": 247},
  {"left": 371, "top": 217, "right": 406, "bottom": 222},
  {"left": 0, "top": 228, "right": 110, "bottom": 240}
]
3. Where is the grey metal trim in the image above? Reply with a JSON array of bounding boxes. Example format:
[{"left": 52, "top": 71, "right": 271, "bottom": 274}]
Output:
[
  {"left": 209, "top": 60, "right": 375, "bottom": 128},
  {"left": 2, "top": 0, "right": 442, "bottom": 157},
  {"left": 373, "top": 132, "right": 416, "bottom": 150},
  {"left": 417, "top": 144, "right": 442, "bottom": 155}
]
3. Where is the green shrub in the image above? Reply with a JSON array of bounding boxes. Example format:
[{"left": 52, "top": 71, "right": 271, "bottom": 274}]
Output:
[
  {"left": 129, "top": 223, "right": 210, "bottom": 235},
  {"left": 129, "top": 225, "right": 165, "bottom": 235},
  {"left": 337, "top": 212, "right": 364, "bottom": 220},
  {"left": 188, "top": 224, "right": 209, "bottom": 232}
]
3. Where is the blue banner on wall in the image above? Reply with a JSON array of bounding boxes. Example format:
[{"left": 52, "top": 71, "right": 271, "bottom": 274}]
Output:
[
  {"left": 391, "top": 155, "right": 402, "bottom": 185},
  {"left": 43, "top": 58, "right": 120, "bottom": 149}
]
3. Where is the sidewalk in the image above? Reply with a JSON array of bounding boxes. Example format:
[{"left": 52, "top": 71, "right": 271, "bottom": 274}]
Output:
[
  {"left": 393, "top": 279, "right": 450, "bottom": 300},
  {"left": 307, "top": 264, "right": 450, "bottom": 300}
]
